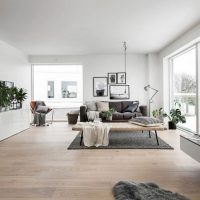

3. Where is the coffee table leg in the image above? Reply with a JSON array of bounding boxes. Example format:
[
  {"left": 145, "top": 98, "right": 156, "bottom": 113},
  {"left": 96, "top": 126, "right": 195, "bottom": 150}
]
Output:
[
  {"left": 80, "top": 131, "right": 83, "bottom": 146},
  {"left": 149, "top": 131, "right": 151, "bottom": 138},
  {"left": 155, "top": 130, "right": 159, "bottom": 145}
]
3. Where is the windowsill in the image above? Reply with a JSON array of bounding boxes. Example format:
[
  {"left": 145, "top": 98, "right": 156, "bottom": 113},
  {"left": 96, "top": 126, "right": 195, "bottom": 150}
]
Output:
[{"left": 180, "top": 132, "right": 200, "bottom": 146}]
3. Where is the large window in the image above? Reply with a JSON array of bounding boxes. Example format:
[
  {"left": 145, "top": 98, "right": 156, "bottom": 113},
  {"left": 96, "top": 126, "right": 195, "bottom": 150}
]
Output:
[
  {"left": 169, "top": 47, "right": 196, "bottom": 133},
  {"left": 33, "top": 65, "right": 83, "bottom": 108}
]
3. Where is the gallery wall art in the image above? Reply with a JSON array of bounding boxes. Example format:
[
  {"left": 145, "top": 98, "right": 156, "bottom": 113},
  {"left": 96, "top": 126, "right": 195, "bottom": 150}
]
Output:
[
  {"left": 93, "top": 77, "right": 108, "bottom": 97},
  {"left": 108, "top": 73, "right": 117, "bottom": 84},
  {"left": 93, "top": 71, "right": 129, "bottom": 99},
  {"left": 109, "top": 85, "right": 130, "bottom": 99}
]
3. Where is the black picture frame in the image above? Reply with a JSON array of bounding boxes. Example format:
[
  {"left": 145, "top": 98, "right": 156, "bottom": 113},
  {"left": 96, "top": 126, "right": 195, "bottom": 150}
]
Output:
[
  {"left": 108, "top": 73, "right": 117, "bottom": 84},
  {"left": 0, "top": 81, "right": 14, "bottom": 88},
  {"left": 5, "top": 81, "right": 14, "bottom": 88},
  {"left": 109, "top": 85, "right": 130, "bottom": 99},
  {"left": 117, "top": 72, "right": 126, "bottom": 84},
  {"left": 93, "top": 77, "right": 108, "bottom": 97}
]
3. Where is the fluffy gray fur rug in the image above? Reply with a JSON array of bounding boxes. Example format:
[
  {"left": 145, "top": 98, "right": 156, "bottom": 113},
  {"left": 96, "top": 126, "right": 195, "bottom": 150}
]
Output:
[{"left": 112, "top": 181, "right": 190, "bottom": 200}]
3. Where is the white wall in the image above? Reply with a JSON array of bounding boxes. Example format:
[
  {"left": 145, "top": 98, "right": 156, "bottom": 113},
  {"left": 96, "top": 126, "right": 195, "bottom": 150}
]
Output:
[
  {"left": 0, "top": 40, "right": 31, "bottom": 140},
  {"left": 29, "top": 54, "right": 149, "bottom": 105},
  {"left": 146, "top": 53, "right": 161, "bottom": 113},
  {"left": 0, "top": 40, "right": 31, "bottom": 108}
]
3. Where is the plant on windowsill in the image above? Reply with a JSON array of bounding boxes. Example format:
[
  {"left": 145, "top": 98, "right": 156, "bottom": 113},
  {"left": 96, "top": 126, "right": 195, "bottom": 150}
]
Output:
[
  {"left": 101, "top": 108, "right": 116, "bottom": 121},
  {"left": 152, "top": 102, "right": 186, "bottom": 129}
]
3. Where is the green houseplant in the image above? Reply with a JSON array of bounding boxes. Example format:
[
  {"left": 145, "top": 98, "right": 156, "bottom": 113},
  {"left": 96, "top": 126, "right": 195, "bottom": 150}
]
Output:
[
  {"left": 15, "top": 88, "right": 27, "bottom": 108},
  {"left": 101, "top": 108, "right": 116, "bottom": 121},
  {"left": 152, "top": 107, "right": 164, "bottom": 122},
  {"left": 0, "top": 86, "right": 11, "bottom": 111},
  {"left": 152, "top": 102, "right": 186, "bottom": 129},
  {"left": 164, "top": 103, "right": 186, "bottom": 129}
]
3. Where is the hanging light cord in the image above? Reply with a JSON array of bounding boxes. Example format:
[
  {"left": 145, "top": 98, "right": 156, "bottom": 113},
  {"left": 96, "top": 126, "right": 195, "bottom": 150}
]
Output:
[
  {"left": 123, "top": 41, "right": 127, "bottom": 73},
  {"left": 123, "top": 41, "right": 127, "bottom": 93}
]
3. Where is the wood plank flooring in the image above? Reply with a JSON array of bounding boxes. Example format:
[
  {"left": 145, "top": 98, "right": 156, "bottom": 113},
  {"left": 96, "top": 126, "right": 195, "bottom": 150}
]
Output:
[{"left": 0, "top": 123, "right": 200, "bottom": 199}]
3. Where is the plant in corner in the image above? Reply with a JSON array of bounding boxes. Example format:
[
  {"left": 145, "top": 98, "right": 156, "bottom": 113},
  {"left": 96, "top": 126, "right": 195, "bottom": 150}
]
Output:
[
  {"left": 152, "top": 102, "right": 186, "bottom": 129},
  {"left": 164, "top": 102, "right": 186, "bottom": 129},
  {"left": 101, "top": 108, "right": 116, "bottom": 121}
]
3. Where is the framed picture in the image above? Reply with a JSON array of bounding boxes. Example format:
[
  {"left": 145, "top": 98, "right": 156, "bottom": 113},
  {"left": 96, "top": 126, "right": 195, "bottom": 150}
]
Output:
[
  {"left": 5, "top": 81, "right": 14, "bottom": 88},
  {"left": 0, "top": 81, "right": 14, "bottom": 88},
  {"left": 108, "top": 73, "right": 117, "bottom": 84},
  {"left": 110, "top": 85, "right": 130, "bottom": 99},
  {"left": 117, "top": 72, "right": 126, "bottom": 84},
  {"left": 93, "top": 77, "right": 108, "bottom": 97}
]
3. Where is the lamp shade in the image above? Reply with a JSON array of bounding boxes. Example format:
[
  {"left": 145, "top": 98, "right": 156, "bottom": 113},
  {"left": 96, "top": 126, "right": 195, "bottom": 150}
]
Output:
[{"left": 144, "top": 84, "right": 150, "bottom": 91}]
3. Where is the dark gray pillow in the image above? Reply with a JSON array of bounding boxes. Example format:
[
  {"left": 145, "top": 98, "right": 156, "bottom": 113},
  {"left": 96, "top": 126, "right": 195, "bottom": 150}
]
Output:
[
  {"left": 124, "top": 102, "right": 139, "bottom": 113},
  {"left": 129, "top": 117, "right": 161, "bottom": 126},
  {"left": 36, "top": 105, "right": 49, "bottom": 114},
  {"left": 36, "top": 101, "right": 45, "bottom": 108}
]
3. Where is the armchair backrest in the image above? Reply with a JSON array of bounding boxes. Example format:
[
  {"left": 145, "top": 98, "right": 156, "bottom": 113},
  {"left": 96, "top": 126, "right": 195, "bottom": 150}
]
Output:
[{"left": 30, "top": 101, "right": 52, "bottom": 114}]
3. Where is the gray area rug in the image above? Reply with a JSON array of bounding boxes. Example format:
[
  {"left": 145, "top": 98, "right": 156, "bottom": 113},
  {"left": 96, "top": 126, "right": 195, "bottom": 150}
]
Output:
[
  {"left": 112, "top": 181, "right": 189, "bottom": 200},
  {"left": 68, "top": 131, "right": 173, "bottom": 149}
]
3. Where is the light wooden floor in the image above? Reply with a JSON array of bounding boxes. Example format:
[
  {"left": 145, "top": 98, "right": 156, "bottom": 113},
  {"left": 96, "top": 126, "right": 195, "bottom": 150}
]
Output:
[{"left": 0, "top": 123, "right": 200, "bottom": 200}]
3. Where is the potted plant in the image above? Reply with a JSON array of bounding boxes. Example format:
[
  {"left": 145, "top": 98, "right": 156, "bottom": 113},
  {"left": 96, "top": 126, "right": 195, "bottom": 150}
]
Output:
[
  {"left": 101, "top": 108, "right": 116, "bottom": 121},
  {"left": 15, "top": 88, "right": 27, "bottom": 108},
  {"left": 152, "top": 107, "right": 164, "bottom": 122},
  {"left": 152, "top": 102, "right": 186, "bottom": 129},
  {"left": 9, "top": 86, "right": 18, "bottom": 109},
  {"left": 164, "top": 103, "right": 186, "bottom": 129},
  {"left": 0, "top": 86, "right": 10, "bottom": 111}
]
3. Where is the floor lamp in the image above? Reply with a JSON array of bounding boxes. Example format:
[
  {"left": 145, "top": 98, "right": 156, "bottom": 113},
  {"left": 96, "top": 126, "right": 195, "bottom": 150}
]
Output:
[{"left": 144, "top": 84, "right": 158, "bottom": 116}]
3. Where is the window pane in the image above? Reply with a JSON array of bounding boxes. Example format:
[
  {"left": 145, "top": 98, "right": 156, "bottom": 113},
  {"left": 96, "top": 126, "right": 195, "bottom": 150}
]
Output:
[
  {"left": 172, "top": 47, "right": 196, "bottom": 133},
  {"left": 61, "top": 81, "right": 77, "bottom": 98},
  {"left": 47, "top": 81, "right": 54, "bottom": 98},
  {"left": 33, "top": 64, "right": 83, "bottom": 108}
]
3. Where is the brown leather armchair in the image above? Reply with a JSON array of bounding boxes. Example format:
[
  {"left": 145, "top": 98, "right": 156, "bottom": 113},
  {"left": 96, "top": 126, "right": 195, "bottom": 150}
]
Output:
[{"left": 30, "top": 101, "right": 54, "bottom": 124}]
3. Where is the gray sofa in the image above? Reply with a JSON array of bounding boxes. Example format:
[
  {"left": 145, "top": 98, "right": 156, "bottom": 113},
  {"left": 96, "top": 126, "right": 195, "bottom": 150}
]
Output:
[{"left": 80, "top": 101, "right": 147, "bottom": 122}]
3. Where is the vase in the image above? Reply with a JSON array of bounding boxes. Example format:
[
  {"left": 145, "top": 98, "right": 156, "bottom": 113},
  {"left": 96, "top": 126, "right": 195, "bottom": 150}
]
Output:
[
  {"left": 168, "top": 121, "right": 176, "bottom": 129},
  {"left": 107, "top": 116, "right": 112, "bottom": 121}
]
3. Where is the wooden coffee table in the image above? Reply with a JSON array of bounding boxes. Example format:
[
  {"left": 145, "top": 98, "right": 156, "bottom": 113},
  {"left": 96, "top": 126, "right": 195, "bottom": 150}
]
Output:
[{"left": 72, "top": 122, "right": 165, "bottom": 146}]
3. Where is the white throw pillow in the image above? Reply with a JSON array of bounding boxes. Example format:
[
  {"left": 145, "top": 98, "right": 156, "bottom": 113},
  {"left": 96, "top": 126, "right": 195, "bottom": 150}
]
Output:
[
  {"left": 96, "top": 101, "right": 109, "bottom": 112},
  {"left": 87, "top": 111, "right": 99, "bottom": 121},
  {"left": 85, "top": 101, "right": 97, "bottom": 111}
]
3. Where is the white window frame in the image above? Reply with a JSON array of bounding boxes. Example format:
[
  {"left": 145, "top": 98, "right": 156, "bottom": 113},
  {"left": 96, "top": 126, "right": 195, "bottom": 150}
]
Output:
[{"left": 168, "top": 44, "right": 199, "bottom": 134}]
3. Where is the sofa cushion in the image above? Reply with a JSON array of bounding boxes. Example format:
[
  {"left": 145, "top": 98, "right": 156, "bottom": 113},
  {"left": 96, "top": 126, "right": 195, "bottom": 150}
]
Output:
[
  {"left": 112, "top": 112, "right": 124, "bottom": 120},
  {"left": 85, "top": 101, "right": 97, "bottom": 111},
  {"left": 123, "top": 112, "right": 135, "bottom": 120},
  {"left": 133, "top": 112, "right": 142, "bottom": 117},
  {"left": 123, "top": 101, "right": 139, "bottom": 113},
  {"left": 96, "top": 101, "right": 109, "bottom": 112},
  {"left": 109, "top": 101, "right": 122, "bottom": 112},
  {"left": 87, "top": 111, "right": 99, "bottom": 121},
  {"left": 122, "top": 101, "right": 139, "bottom": 112}
]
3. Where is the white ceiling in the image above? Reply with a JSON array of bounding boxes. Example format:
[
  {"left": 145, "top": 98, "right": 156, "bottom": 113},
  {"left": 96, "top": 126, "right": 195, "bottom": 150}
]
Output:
[{"left": 0, "top": 0, "right": 199, "bottom": 55}]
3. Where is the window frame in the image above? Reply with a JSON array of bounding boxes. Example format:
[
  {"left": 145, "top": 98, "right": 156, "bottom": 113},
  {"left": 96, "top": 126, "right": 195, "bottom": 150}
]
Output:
[{"left": 168, "top": 45, "right": 198, "bottom": 134}]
